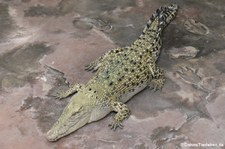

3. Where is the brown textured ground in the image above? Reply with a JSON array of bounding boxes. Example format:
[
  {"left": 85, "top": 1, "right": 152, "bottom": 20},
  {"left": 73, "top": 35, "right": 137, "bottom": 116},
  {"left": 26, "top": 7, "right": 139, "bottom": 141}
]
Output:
[{"left": 0, "top": 0, "right": 225, "bottom": 149}]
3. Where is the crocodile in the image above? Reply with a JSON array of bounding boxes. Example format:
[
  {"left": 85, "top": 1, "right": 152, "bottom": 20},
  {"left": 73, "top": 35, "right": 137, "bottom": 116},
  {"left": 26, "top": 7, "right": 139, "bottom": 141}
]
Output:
[{"left": 46, "top": 4, "right": 178, "bottom": 141}]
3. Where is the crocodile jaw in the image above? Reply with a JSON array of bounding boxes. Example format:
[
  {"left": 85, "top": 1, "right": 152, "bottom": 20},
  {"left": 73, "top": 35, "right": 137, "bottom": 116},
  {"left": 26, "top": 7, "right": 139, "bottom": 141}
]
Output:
[
  {"left": 46, "top": 113, "right": 91, "bottom": 141},
  {"left": 46, "top": 93, "right": 93, "bottom": 141},
  {"left": 46, "top": 108, "right": 91, "bottom": 141}
]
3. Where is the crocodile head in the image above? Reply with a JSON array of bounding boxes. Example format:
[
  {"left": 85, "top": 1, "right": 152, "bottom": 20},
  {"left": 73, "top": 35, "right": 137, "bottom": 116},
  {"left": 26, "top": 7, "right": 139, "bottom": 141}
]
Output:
[{"left": 46, "top": 91, "right": 108, "bottom": 141}]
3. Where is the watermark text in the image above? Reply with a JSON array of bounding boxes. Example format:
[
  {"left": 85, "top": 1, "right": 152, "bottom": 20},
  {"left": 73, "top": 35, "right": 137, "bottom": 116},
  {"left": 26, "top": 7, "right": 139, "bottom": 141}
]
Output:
[{"left": 181, "top": 142, "right": 224, "bottom": 147}]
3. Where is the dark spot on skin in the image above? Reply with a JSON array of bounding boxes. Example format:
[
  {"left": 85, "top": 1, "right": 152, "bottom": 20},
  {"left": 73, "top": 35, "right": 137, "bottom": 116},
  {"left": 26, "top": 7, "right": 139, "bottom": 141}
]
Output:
[
  {"left": 141, "top": 80, "right": 144, "bottom": 84},
  {"left": 113, "top": 103, "right": 118, "bottom": 106},
  {"left": 150, "top": 15, "right": 154, "bottom": 21},
  {"left": 116, "top": 61, "right": 120, "bottom": 64},
  {"left": 136, "top": 83, "right": 139, "bottom": 86},
  {"left": 115, "top": 50, "right": 119, "bottom": 53},
  {"left": 150, "top": 42, "right": 155, "bottom": 46},
  {"left": 131, "top": 69, "right": 134, "bottom": 72},
  {"left": 124, "top": 54, "right": 127, "bottom": 57},
  {"left": 89, "top": 88, "right": 92, "bottom": 91},
  {"left": 123, "top": 91, "right": 126, "bottom": 94},
  {"left": 149, "top": 29, "right": 156, "bottom": 33},
  {"left": 139, "top": 55, "right": 142, "bottom": 58},
  {"left": 124, "top": 68, "right": 128, "bottom": 71},
  {"left": 109, "top": 82, "right": 113, "bottom": 86},
  {"left": 128, "top": 78, "right": 132, "bottom": 81},
  {"left": 141, "top": 32, "right": 145, "bottom": 36},
  {"left": 118, "top": 78, "right": 122, "bottom": 81},
  {"left": 133, "top": 61, "right": 137, "bottom": 65},
  {"left": 153, "top": 38, "right": 158, "bottom": 43},
  {"left": 136, "top": 75, "right": 140, "bottom": 79},
  {"left": 94, "top": 90, "right": 97, "bottom": 93}
]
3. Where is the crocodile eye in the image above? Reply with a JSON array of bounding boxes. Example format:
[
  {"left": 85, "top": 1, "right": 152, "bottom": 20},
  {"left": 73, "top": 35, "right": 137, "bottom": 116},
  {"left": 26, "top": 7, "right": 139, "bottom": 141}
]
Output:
[
  {"left": 71, "top": 111, "right": 78, "bottom": 116},
  {"left": 109, "top": 82, "right": 113, "bottom": 86},
  {"left": 71, "top": 106, "right": 83, "bottom": 116}
]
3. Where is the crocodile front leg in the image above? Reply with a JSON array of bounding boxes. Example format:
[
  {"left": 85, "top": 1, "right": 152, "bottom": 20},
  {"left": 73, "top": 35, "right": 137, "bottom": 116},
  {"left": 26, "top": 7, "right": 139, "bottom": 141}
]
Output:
[
  {"left": 148, "top": 64, "right": 165, "bottom": 91},
  {"left": 109, "top": 101, "right": 130, "bottom": 130},
  {"left": 150, "top": 76, "right": 165, "bottom": 91},
  {"left": 56, "top": 83, "right": 84, "bottom": 99}
]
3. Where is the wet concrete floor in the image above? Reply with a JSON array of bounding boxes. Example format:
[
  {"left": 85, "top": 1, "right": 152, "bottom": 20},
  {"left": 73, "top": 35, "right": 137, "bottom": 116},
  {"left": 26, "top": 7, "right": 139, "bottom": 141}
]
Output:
[{"left": 0, "top": 0, "right": 225, "bottom": 149}]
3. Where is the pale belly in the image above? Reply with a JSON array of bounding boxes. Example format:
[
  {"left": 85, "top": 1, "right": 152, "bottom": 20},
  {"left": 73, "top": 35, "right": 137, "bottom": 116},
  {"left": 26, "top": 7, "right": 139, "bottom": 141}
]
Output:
[{"left": 89, "top": 83, "right": 148, "bottom": 122}]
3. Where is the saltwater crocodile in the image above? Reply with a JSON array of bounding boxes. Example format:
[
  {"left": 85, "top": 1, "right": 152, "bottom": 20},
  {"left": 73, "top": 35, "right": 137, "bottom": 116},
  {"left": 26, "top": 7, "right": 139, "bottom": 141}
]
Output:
[{"left": 46, "top": 4, "right": 178, "bottom": 141}]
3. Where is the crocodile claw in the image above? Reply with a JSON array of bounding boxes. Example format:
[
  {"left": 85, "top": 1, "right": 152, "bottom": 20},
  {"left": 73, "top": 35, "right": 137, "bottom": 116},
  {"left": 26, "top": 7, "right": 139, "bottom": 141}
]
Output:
[
  {"left": 108, "top": 122, "right": 124, "bottom": 131},
  {"left": 54, "top": 92, "right": 66, "bottom": 100}
]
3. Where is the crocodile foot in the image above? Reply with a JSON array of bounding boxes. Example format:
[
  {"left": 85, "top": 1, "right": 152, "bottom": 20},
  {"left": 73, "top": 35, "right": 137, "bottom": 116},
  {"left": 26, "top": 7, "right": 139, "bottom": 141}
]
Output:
[{"left": 108, "top": 122, "right": 124, "bottom": 131}]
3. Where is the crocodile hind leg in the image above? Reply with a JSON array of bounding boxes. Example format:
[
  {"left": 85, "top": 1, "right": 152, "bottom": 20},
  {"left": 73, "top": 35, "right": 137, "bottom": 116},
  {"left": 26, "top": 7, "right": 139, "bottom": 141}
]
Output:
[
  {"left": 85, "top": 57, "right": 103, "bottom": 72},
  {"left": 56, "top": 83, "right": 84, "bottom": 100},
  {"left": 148, "top": 64, "right": 165, "bottom": 91},
  {"left": 109, "top": 101, "right": 130, "bottom": 130}
]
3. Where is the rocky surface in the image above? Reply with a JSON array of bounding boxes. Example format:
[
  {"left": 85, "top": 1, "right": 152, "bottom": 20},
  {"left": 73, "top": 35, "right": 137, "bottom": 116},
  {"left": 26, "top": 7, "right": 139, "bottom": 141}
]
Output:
[
  {"left": 0, "top": 0, "right": 225, "bottom": 149},
  {"left": 168, "top": 46, "right": 200, "bottom": 59}
]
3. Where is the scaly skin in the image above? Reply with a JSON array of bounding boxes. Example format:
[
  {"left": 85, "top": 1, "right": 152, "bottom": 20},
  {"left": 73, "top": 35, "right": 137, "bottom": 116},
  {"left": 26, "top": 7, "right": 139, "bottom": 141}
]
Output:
[{"left": 46, "top": 4, "right": 178, "bottom": 141}]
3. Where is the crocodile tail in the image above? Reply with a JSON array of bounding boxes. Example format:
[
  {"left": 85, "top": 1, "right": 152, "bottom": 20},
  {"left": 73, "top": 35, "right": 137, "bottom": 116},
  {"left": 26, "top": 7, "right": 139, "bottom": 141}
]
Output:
[{"left": 140, "top": 4, "right": 178, "bottom": 38}]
